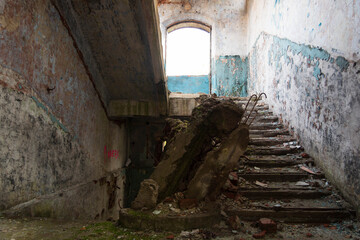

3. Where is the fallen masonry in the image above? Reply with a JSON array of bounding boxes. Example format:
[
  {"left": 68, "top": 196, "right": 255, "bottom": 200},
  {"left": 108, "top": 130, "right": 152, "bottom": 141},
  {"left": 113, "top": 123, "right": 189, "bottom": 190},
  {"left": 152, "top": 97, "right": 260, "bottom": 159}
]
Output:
[{"left": 118, "top": 96, "right": 357, "bottom": 238}]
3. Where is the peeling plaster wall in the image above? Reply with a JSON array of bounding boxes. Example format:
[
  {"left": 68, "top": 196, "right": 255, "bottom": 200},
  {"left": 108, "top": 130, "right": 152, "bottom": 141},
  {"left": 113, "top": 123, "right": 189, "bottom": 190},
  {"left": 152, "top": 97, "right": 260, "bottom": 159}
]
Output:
[
  {"left": 0, "top": 0, "right": 126, "bottom": 219},
  {"left": 247, "top": 0, "right": 360, "bottom": 61},
  {"left": 158, "top": 0, "right": 248, "bottom": 96},
  {"left": 214, "top": 56, "right": 248, "bottom": 97},
  {"left": 247, "top": 0, "right": 360, "bottom": 212}
]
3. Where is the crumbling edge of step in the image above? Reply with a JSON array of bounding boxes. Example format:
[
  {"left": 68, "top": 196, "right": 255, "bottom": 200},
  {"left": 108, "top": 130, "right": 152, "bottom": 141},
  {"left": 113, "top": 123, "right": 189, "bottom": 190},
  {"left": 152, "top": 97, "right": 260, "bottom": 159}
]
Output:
[{"left": 117, "top": 208, "right": 221, "bottom": 232}]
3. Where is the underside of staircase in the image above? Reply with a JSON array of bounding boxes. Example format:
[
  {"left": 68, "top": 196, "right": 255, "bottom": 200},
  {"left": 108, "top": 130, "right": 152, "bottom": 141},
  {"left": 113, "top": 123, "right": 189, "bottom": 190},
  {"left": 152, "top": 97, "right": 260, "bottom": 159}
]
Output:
[{"left": 221, "top": 97, "right": 356, "bottom": 223}]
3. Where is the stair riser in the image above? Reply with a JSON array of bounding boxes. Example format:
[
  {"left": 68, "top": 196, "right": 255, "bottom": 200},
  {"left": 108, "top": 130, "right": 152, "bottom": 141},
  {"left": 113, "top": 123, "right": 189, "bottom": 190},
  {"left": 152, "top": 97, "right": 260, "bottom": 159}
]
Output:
[
  {"left": 244, "top": 161, "right": 314, "bottom": 168},
  {"left": 237, "top": 190, "right": 329, "bottom": 200},
  {"left": 227, "top": 210, "right": 354, "bottom": 223},
  {"left": 249, "top": 130, "right": 290, "bottom": 137},
  {"left": 249, "top": 140, "right": 297, "bottom": 146},
  {"left": 249, "top": 125, "right": 284, "bottom": 130},
  {"left": 238, "top": 173, "right": 324, "bottom": 182},
  {"left": 245, "top": 149, "right": 300, "bottom": 155}
]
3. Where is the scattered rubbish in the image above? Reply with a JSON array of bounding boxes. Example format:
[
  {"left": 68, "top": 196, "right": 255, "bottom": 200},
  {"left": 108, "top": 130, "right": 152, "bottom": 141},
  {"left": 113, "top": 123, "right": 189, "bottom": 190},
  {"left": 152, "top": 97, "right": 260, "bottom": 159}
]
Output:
[
  {"left": 220, "top": 210, "right": 228, "bottom": 218},
  {"left": 254, "top": 166, "right": 261, "bottom": 170},
  {"left": 152, "top": 210, "right": 161, "bottom": 215},
  {"left": 273, "top": 204, "right": 282, "bottom": 210},
  {"left": 253, "top": 230, "right": 266, "bottom": 239},
  {"left": 306, "top": 232, "right": 313, "bottom": 238},
  {"left": 255, "top": 181, "right": 268, "bottom": 187},
  {"left": 227, "top": 215, "right": 242, "bottom": 230},
  {"left": 166, "top": 235, "right": 174, "bottom": 239},
  {"left": 295, "top": 181, "right": 310, "bottom": 186},
  {"left": 125, "top": 158, "right": 132, "bottom": 167},
  {"left": 300, "top": 165, "right": 317, "bottom": 175},
  {"left": 228, "top": 172, "right": 238, "bottom": 181},
  {"left": 301, "top": 152, "right": 310, "bottom": 158},
  {"left": 259, "top": 218, "right": 277, "bottom": 233},
  {"left": 179, "top": 198, "right": 198, "bottom": 210},
  {"left": 170, "top": 207, "right": 181, "bottom": 213},
  {"left": 180, "top": 230, "right": 190, "bottom": 237}
]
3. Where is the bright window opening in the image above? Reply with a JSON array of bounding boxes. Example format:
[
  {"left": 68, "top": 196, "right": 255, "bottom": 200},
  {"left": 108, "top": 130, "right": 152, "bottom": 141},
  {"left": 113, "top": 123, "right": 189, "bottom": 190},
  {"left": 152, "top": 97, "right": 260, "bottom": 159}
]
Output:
[{"left": 166, "top": 27, "right": 210, "bottom": 76}]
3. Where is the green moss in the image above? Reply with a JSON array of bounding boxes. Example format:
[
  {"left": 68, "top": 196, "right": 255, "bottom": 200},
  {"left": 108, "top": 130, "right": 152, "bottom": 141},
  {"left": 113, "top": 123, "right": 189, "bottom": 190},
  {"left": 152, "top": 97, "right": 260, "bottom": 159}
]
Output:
[
  {"left": 66, "top": 221, "right": 167, "bottom": 240},
  {"left": 127, "top": 209, "right": 154, "bottom": 220}
]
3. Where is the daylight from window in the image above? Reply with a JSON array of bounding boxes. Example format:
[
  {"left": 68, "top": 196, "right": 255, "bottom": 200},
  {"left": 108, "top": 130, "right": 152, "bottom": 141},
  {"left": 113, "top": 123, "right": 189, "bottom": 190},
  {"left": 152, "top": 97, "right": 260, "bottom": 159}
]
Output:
[{"left": 166, "top": 27, "right": 210, "bottom": 76}]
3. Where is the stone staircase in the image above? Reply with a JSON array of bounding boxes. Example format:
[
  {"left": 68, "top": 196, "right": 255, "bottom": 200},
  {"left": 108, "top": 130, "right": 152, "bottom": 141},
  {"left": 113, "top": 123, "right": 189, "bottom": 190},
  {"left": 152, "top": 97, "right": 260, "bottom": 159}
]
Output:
[{"left": 222, "top": 98, "right": 356, "bottom": 223}]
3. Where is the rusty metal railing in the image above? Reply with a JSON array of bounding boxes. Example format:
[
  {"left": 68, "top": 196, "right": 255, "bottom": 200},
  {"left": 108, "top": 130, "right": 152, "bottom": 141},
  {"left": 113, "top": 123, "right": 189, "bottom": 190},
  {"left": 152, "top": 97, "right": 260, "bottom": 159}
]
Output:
[{"left": 241, "top": 92, "right": 267, "bottom": 127}]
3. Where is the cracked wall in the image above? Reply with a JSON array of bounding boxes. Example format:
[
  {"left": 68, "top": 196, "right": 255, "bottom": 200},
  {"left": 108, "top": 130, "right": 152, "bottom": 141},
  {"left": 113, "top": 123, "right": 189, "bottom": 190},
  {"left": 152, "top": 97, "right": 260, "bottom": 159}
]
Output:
[
  {"left": 247, "top": 0, "right": 360, "bottom": 213},
  {"left": 0, "top": 0, "right": 126, "bottom": 219}
]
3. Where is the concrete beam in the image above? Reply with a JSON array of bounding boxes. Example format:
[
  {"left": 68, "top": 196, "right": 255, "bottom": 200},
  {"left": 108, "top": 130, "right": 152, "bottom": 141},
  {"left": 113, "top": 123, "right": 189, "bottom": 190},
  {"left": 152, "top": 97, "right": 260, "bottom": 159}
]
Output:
[{"left": 108, "top": 99, "right": 167, "bottom": 118}]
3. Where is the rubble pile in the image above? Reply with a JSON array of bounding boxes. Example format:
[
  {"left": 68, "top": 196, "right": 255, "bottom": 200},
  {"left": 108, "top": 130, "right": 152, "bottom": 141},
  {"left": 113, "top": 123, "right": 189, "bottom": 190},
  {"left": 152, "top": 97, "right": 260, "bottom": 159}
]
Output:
[{"left": 132, "top": 97, "right": 249, "bottom": 210}]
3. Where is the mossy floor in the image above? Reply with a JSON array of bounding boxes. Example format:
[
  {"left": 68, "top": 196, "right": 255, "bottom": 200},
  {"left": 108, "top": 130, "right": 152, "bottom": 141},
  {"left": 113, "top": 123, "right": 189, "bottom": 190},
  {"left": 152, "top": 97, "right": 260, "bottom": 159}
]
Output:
[
  {"left": 1, "top": 216, "right": 359, "bottom": 240},
  {"left": 0, "top": 217, "right": 168, "bottom": 240}
]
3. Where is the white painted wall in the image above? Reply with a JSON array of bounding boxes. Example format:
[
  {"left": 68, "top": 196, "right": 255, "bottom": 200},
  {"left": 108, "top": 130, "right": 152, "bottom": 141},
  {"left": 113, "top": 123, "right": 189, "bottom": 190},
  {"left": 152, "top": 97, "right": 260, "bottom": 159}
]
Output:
[
  {"left": 247, "top": 0, "right": 360, "bottom": 61},
  {"left": 158, "top": 0, "right": 248, "bottom": 58}
]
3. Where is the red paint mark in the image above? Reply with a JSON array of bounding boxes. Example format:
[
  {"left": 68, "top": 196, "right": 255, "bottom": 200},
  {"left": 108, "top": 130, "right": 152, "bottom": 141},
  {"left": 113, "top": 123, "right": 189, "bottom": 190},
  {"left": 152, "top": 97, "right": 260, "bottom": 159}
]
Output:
[{"left": 104, "top": 146, "right": 119, "bottom": 163}]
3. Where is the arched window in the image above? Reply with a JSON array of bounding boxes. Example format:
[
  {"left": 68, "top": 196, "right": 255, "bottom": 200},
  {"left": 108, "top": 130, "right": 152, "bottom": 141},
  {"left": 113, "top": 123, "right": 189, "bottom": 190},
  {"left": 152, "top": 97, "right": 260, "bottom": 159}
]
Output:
[{"left": 166, "top": 22, "right": 211, "bottom": 94}]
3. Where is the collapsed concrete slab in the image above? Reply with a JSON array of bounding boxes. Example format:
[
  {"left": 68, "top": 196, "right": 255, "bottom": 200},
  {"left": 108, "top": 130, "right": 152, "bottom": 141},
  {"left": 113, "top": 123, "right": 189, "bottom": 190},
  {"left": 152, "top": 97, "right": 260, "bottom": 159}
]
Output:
[
  {"left": 131, "top": 98, "right": 249, "bottom": 208},
  {"left": 186, "top": 124, "right": 249, "bottom": 201}
]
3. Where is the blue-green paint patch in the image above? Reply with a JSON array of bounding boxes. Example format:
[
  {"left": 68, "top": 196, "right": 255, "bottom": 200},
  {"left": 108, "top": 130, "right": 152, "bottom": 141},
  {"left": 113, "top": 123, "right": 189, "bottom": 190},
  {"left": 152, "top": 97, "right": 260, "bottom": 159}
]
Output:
[
  {"left": 335, "top": 56, "right": 349, "bottom": 71},
  {"left": 318, "top": 22, "right": 322, "bottom": 27},
  {"left": 31, "top": 96, "right": 49, "bottom": 114},
  {"left": 31, "top": 96, "right": 68, "bottom": 133},
  {"left": 167, "top": 75, "right": 209, "bottom": 94},
  {"left": 18, "top": 84, "right": 22, "bottom": 89},
  {"left": 313, "top": 61, "right": 321, "bottom": 80},
  {"left": 307, "top": 13, "right": 310, "bottom": 18},
  {"left": 269, "top": 35, "right": 331, "bottom": 73},
  {"left": 275, "top": 0, "right": 280, "bottom": 6},
  {"left": 214, "top": 55, "right": 248, "bottom": 97}
]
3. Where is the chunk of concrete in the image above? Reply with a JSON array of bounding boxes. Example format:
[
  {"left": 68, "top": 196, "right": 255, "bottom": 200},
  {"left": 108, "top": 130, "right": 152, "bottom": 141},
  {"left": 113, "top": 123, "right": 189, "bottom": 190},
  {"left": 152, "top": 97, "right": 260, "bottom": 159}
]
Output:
[
  {"left": 150, "top": 98, "right": 245, "bottom": 201},
  {"left": 185, "top": 124, "right": 249, "bottom": 201},
  {"left": 131, "top": 179, "right": 159, "bottom": 210}
]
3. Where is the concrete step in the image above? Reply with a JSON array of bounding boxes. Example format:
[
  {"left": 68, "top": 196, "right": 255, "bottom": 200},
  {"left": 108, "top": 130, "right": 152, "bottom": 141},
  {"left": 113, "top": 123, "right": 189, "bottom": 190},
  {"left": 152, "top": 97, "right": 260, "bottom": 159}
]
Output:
[
  {"left": 241, "top": 158, "right": 314, "bottom": 168},
  {"left": 245, "top": 146, "right": 301, "bottom": 155},
  {"left": 253, "top": 115, "right": 279, "bottom": 123},
  {"left": 249, "top": 137, "right": 297, "bottom": 146},
  {"left": 249, "top": 123, "right": 283, "bottom": 130},
  {"left": 230, "top": 189, "right": 330, "bottom": 200},
  {"left": 226, "top": 208, "right": 355, "bottom": 223},
  {"left": 238, "top": 172, "right": 324, "bottom": 182},
  {"left": 249, "top": 129, "right": 290, "bottom": 137}
]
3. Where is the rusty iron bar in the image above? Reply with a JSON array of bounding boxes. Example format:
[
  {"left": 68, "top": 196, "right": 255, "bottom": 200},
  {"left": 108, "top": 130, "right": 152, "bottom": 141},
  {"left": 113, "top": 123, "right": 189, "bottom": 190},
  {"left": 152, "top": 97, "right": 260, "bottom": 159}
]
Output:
[
  {"left": 243, "top": 94, "right": 259, "bottom": 125},
  {"left": 248, "top": 93, "right": 267, "bottom": 126},
  {"left": 241, "top": 94, "right": 258, "bottom": 125},
  {"left": 242, "top": 93, "right": 267, "bottom": 126}
]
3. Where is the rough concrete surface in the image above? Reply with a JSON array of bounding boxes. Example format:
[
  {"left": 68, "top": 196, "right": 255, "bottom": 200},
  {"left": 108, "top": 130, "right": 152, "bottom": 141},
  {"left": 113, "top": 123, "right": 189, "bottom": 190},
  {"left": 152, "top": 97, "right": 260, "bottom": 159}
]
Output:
[
  {"left": 0, "top": 0, "right": 126, "bottom": 219},
  {"left": 131, "top": 179, "right": 159, "bottom": 210}
]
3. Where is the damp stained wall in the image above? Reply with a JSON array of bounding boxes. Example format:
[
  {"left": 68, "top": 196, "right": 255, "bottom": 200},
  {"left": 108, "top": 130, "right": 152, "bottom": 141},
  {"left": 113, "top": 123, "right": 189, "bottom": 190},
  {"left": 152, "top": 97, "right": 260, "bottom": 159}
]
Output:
[
  {"left": 247, "top": 0, "right": 360, "bottom": 212},
  {"left": 0, "top": 0, "right": 127, "bottom": 219},
  {"left": 158, "top": 0, "right": 248, "bottom": 96}
]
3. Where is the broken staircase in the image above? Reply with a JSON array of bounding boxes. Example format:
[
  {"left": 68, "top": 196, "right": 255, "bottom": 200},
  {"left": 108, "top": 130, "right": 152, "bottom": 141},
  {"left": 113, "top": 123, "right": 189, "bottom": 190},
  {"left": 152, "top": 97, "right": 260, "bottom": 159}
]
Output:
[{"left": 222, "top": 98, "right": 356, "bottom": 223}]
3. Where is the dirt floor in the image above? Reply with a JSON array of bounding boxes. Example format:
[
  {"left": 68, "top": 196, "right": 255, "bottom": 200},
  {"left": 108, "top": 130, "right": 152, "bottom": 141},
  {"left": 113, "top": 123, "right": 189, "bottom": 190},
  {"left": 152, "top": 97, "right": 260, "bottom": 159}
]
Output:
[{"left": 0, "top": 216, "right": 359, "bottom": 240}]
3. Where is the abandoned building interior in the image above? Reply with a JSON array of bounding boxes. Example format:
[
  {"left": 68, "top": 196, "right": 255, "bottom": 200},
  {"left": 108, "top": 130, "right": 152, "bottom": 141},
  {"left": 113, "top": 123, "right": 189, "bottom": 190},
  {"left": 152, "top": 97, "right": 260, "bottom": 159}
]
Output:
[{"left": 0, "top": 0, "right": 359, "bottom": 239}]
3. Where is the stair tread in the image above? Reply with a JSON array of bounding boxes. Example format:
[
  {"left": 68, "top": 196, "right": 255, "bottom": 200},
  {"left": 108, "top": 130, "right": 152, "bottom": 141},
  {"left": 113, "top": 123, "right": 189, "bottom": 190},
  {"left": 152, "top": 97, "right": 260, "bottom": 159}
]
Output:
[
  {"left": 225, "top": 208, "right": 354, "bottom": 223},
  {"left": 234, "top": 98, "right": 353, "bottom": 223}
]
